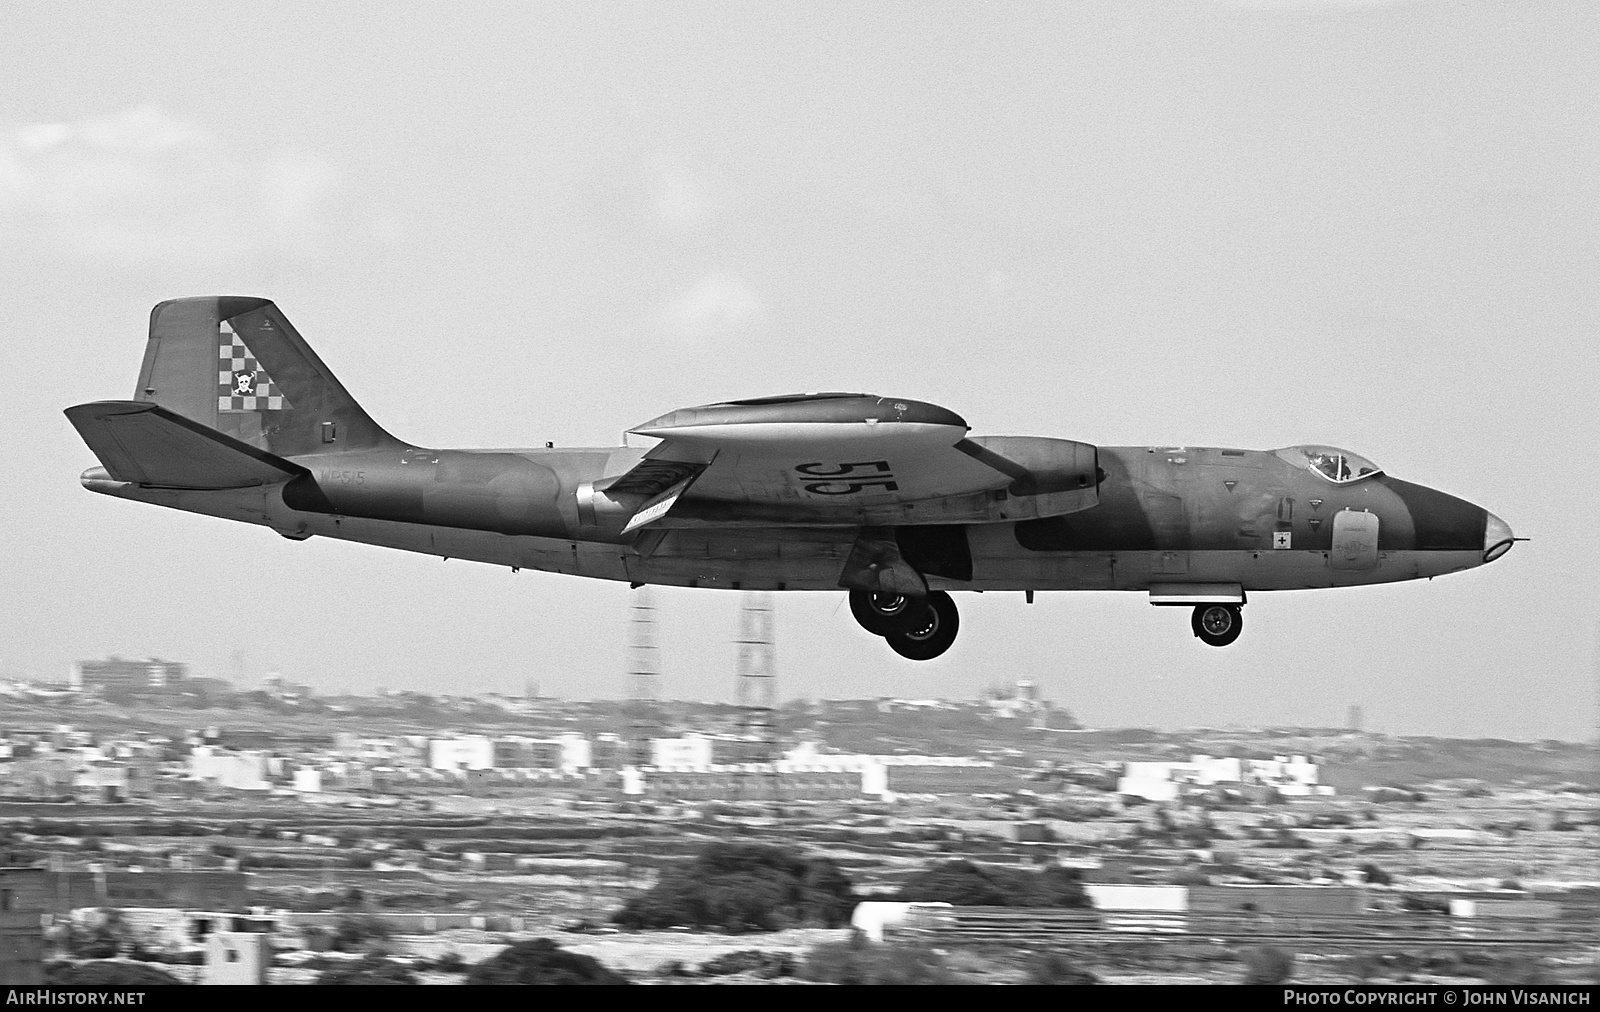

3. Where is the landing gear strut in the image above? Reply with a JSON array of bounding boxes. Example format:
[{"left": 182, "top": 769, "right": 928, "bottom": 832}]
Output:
[
  {"left": 1192, "top": 603, "right": 1243, "bottom": 647},
  {"left": 849, "top": 589, "right": 960, "bottom": 660}
]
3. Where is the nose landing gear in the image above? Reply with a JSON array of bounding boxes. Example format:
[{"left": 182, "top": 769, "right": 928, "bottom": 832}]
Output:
[
  {"left": 849, "top": 589, "right": 960, "bottom": 660},
  {"left": 1192, "top": 603, "right": 1243, "bottom": 647}
]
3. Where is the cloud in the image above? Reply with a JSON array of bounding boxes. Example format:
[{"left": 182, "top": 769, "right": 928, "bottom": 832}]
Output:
[
  {"left": 0, "top": 105, "right": 387, "bottom": 263},
  {"left": 658, "top": 273, "right": 768, "bottom": 339},
  {"left": 644, "top": 154, "right": 713, "bottom": 229}
]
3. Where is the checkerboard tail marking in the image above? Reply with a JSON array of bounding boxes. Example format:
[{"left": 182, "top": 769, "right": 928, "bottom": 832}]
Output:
[{"left": 217, "top": 320, "right": 292, "bottom": 412}]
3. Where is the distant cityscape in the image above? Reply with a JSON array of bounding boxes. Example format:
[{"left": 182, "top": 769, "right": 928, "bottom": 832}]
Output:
[
  {"left": 0, "top": 652, "right": 1549, "bottom": 817},
  {"left": 3, "top": 654, "right": 1171, "bottom": 805},
  {"left": 2, "top": 653, "right": 1595, "bottom": 985}
]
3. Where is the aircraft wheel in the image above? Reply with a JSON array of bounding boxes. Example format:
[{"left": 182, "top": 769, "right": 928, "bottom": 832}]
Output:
[
  {"left": 885, "top": 591, "right": 959, "bottom": 660},
  {"left": 1192, "top": 604, "right": 1243, "bottom": 647},
  {"left": 850, "top": 589, "right": 920, "bottom": 635}
]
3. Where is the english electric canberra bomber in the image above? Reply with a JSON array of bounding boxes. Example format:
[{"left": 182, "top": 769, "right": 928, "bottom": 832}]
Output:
[{"left": 67, "top": 298, "right": 1517, "bottom": 660}]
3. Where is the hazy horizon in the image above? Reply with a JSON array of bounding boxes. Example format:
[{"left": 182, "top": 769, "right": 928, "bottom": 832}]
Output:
[{"left": 3, "top": 3, "right": 1595, "bottom": 742}]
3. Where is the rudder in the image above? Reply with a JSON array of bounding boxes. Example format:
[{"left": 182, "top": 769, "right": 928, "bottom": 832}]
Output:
[{"left": 136, "top": 296, "right": 395, "bottom": 458}]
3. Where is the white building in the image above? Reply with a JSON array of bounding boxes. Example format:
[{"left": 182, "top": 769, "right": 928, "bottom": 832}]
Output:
[
  {"left": 74, "top": 760, "right": 130, "bottom": 800},
  {"left": 986, "top": 679, "right": 1050, "bottom": 719},
  {"left": 474, "top": 733, "right": 593, "bottom": 773},
  {"left": 1247, "top": 755, "right": 1323, "bottom": 796},
  {"left": 429, "top": 736, "right": 494, "bottom": 771},
  {"left": 1117, "top": 754, "right": 1332, "bottom": 801},
  {"left": 851, "top": 902, "right": 950, "bottom": 941},
  {"left": 1086, "top": 884, "right": 1190, "bottom": 911},
  {"left": 859, "top": 760, "right": 889, "bottom": 798},
  {"left": 651, "top": 734, "right": 714, "bottom": 767},
  {"left": 203, "top": 929, "right": 271, "bottom": 985},
  {"left": 553, "top": 732, "right": 590, "bottom": 772},
  {"left": 188, "top": 748, "right": 270, "bottom": 791}
]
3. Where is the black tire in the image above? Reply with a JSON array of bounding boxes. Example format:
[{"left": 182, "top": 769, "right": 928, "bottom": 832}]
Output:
[
  {"left": 850, "top": 590, "right": 920, "bottom": 636},
  {"left": 1192, "top": 604, "right": 1243, "bottom": 647},
  {"left": 885, "top": 591, "right": 959, "bottom": 660}
]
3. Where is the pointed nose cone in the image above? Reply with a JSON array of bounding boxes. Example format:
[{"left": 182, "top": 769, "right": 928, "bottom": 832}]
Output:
[{"left": 1484, "top": 511, "right": 1515, "bottom": 563}]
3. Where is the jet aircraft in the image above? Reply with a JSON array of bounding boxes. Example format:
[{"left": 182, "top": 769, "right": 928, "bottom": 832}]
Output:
[{"left": 66, "top": 298, "right": 1517, "bottom": 660}]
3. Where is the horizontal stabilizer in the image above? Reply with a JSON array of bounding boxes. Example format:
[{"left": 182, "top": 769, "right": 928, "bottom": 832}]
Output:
[{"left": 64, "top": 400, "right": 306, "bottom": 489}]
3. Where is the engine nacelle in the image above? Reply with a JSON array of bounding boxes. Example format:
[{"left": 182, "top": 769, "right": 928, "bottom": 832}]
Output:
[
  {"left": 968, "top": 435, "right": 1100, "bottom": 495},
  {"left": 956, "top": 435, "right": 1101, "bottom": 520}
]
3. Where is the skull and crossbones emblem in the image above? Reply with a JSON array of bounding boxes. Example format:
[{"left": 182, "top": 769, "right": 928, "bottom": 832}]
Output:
[{"left": 232, "top": 370, "right": 257, "bottom": 396}]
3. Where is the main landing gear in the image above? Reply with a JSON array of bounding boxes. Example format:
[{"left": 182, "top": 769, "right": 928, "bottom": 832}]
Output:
[
  {"left": 849, "top": 589, "right": 960, "bottom": 660},
  {"left": 1192, "top": 603, "right": 1243, "bottom": 647}
]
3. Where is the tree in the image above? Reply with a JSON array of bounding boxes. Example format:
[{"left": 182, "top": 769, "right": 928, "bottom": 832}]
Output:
[
  {"left": 68, "top": 909, "right": 128, "bottom": 959},
  {"left": 1019, "top": 866, "right": 1093, "bottom": 908},
  {"left": 1242, "top": 946, "right": 1295, "bottom": 985},
  {"left": 799, "top": 857, "right": 858, "bottom": 928},
  {"left": 465, "top": 939, "right": 626, "bottom": 985},
  {"left": 46, "top": 961, "right": 183, "bottom": 986},
  {"left": 698, "top": 950, "right": 796, "bottom": 978},
  {"left": 1400, "top": 894, "right": 1450, "bottom": 915},
  {"left": 898, "top": 860, "right": 1011, "bottom": 906},
  {"left": 800, "top": 933, "right": 953, "bottom": 986},
  {"left": 315, "top": 954, "right": 418, "bottom": 985},
  {"left": 1027, "top": 951, "right": 1099, "bottom": 985},
  {"left": 612, "top": 842, "right": 855, "bottom": 933},
  {"left": 330, "top": 914, "right": 391, "bottom": 952},
  {"left": 433, "top": 950, "right": 467, "bottom": 973},
  {"left": 896, "top": 861, "right": 1090, "bottom": 908}
]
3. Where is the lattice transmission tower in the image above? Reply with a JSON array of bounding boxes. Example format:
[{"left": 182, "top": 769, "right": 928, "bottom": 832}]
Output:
[
  {"left": 625, "top": 587, "right": 661, "bottom": 766},
  {"left": 735, "top": 592, "right": 778, "bottom": 766}
]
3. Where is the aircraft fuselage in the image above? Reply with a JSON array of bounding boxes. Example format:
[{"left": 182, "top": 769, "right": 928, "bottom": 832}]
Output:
[{"left": 82, "top": 441, "right": 1495, "bottom": 594}]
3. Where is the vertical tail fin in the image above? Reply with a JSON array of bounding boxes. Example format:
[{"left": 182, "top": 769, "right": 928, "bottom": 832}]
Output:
[{"left": 135, "top": 297, "right": 395, "bottom": 457}]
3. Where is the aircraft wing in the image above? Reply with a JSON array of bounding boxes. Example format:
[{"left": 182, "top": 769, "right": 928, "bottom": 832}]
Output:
[{"left": 602, "top": 393, "right": 1101, "bottom": 529}]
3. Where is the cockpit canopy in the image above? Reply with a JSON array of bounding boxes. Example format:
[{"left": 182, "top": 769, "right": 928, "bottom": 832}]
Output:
[{"left": 1275, "top": 445, "right": 1383, "bottom": 485}]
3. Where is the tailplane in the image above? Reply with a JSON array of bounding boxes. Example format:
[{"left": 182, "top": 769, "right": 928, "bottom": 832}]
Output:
[
  {"left": 132, "top": 297, "right": 395, "bottom": 457},
  {"left": 65, "top": 400, "right": 306, "bottom": 489}
]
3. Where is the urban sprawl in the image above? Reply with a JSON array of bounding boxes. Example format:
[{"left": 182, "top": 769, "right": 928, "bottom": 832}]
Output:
[{"left": 0, "top": 656, "right": 1594, "bottom": 985}]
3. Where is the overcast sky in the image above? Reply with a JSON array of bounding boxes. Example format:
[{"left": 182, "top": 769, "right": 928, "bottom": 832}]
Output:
[{"left": 2, "top": 2, "right": 1595, "bottom": 741}]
